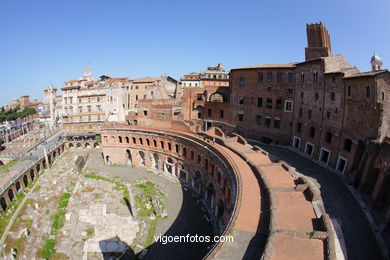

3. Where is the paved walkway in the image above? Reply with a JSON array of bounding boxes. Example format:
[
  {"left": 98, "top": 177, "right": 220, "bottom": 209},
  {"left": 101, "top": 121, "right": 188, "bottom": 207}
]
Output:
[
  {"left": 85, "top": 150, "right": 214, "bottom": 260},
  {"left": 252, "top": 143, "right": 382, "bottom": 260}
]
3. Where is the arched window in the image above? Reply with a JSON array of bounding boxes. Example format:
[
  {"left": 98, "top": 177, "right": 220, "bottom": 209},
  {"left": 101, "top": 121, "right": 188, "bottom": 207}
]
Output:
[
  {"left": 125, "top": 137, "right": 129, "bottom": 143},
  {"left": 168, "top": 142, "right": 172, "bottom": 151},
  {"left": 191, "top": 151, "right": 195, "bottom": 161},
  {"left": 146, "top": 139, "right": 150, "bottom": 146},
  {"left": 197, "top": 154, "right": 201, "bottom": 164},
  {"left": 300, "top": 72, "right": 305, "bottom": 83},
  {"left": 139, "top": 138, "right": 143, "bottom": 145},
  {"left": 160, "top": 141, "right": 164, "bottom": 149},
  {"left": 132, "top": 137, "right": 136, "bottom": 144},
  {"left": 118, "top": 136, "right": 123, "bottom": 143},
  {"left": 153, "top": 140, "right": 157, "bottom": 147},
  {"left": 313, "top": 70, "right": 318, "bottom": 83},
  {"left": 175, "top": 144, "right": 179, "bottom": 153},
  {"left": 182, "top": 147, "right": 187, "bottom": 157}
]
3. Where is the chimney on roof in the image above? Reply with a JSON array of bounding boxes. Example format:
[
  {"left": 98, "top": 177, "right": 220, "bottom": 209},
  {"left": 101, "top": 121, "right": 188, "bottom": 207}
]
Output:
[{"left": 305, "top": 22, "right": 332, "bottom": 61}]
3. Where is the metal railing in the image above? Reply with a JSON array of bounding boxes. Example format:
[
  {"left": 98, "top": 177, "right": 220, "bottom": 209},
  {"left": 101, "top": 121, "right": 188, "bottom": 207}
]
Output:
[{"left": 0, "top": 139, "right": 66, "bottom": 195}]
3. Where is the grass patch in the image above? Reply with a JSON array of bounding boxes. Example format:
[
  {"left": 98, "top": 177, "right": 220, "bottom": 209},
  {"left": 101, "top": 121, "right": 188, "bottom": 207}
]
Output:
[
  {"left": 144, "top": 219, "right": 157, "bottom": 248},
  {"left": 86, "top": 227, "right": 94, "bottom": 237},
  {"left": 40, "top": 239, "right": 56, "bottom": 259},
  {"left": 33, "top": 184, "right": 41, "bottom": 192},
  {"left": 39, "top": 190, "right": 72, "bottom": 259},
  {"left": 0, "top": 160, "right": 19, "bottom": 172}
]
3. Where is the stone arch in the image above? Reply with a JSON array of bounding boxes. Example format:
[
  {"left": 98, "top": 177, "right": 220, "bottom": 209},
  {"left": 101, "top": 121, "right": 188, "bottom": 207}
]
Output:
[
  {"left": 126, "top": 149, "right": 132, "bottom": 166},
  {"left": 48, "top": 154, "right": 52, "bottom": 164},
  {"left": 85, "top": 143, "right": 91, "bottom": 149},
  {"left": 193, "top": 171, "right": 202, "bottom": 194},
  {"left": 207, "top": 182, "right": 215, "bottom": 208},
  {"left": 138, "top": 151, "right": 145, "bottom": 166},
  {"left": 0, "top": 161, "right": 4, "bottom": 166},
  {"left": 53, "top": 151, "right": 57, "bottom": 159},
  {"left": 0, "top": 197, "right": 6, "bottom": 211},
  {"left": 217, "top": 199, "right": 225, "bottom": 218},
  {"left": 30, "top": 168, "right": 35, "bottom": 180},
  {"left": 69, "top": 143, "right": 74, "bottom": 149},
  {"left": 152, "top": 153, "right": 160, "bottom": 169},
  {"left": 8, "top": 188, "right": 14, "bottom": 201},
  {"left": 16, "top": 181, "right": 21, "bottom": 191},
  {"left": 42, "top": 159, "right": 47, "bottom": 168},
  {"left": 36, "top": 163, "right": 41, "bottom": 173},
  {"left": 77, "top": 143, "right": 82, "bottom": 149},
  {"left": 164, "top": 157, "right": 174, "bottom": 174},
  {"left": 94, "top": 143, "right": 100, "bottom": 148},
  {"left": 23, "top": 174, "right": 28, "bottom": 187},
  {"left": 209, "top": 92, "right": 225, "bottom": 102}
]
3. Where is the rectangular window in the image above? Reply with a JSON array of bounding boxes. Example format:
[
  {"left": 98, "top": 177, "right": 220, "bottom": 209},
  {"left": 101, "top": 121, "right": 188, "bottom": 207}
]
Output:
[
  {"left": 327, "top": 111, "right": 331, "bottom": 119},
  {"left": 299, "top": 108, "right": 303, "bottom": 117},
  {"left": 325, "top": 132, "right": 332, "bottom": 143},
  {"left": 267, "top": 72, "right": 273, "bottom": 82},
  {"left": 315, "top": 92, "right": 319, "bottom": 100},
  {"left": 331, "top": 76, "right": 336, "bottom": 83},
  {"left": 308, "top": 109, "right": 312, "bottom": 119},
  {"left": 305, "top": 142, "right": 314, "bottom": 156},
  {"left": 293, "top": 136, "right": 301, "bottom": 149},
  {"left": 256, "top": 115, "right": 262, "bottom": 125},
  {"left": 238, "top": 113, "right": 244, "bottom": 121},
  {"left": 239, "top": 96, "right": 245, "bottom": 104},
  {"left": 344, "top": 138, "right": 352, "bottom": 152},
  {"left": 258, "top": 72, "right": 263, "bottom": 82},
  {"left": 331, "top": 92, "right": 335, "bottom": 101},
  {"left": 265, "top": 117, "right": 271, "bottom": 127},
  {"left": 310, "top": 126, "right": 315, "bottom": 138},
  {"left": 257, "top": 97, "right": 263, "bottom": 107},
  {"left": 274, "top": 118, "right": 281, "bottom": 128},
  {"left": 320, "top": 148, "right": 331, "bottom": 164},
  {"left": 347, "top": 86, "right": 352, "bottom": 96},
  {"left": 207, "top": 109, "right": 212, "bottom": 116},
  {"left": 276, "top": 99, "right": 282, "bottom": 110},
  {"left": 297, "top": 122, "right": 302, "bottom": 133},
  {"left": 288, "top": 72, "right": 294, "bottom": 83},
  {"left": 266, "top": 98, "right": 272, "bottom": 109},
  {"left": 239, "top": 77, "right": 245, "bottom": 87},
  {"left": 285, "top": 100, "right": 293, "bottom": 112},
  {"left": 220, "top": 110, "right": 224, "bottom": 118},
  {"left": 277, "top": 72, "right": 283, "bottom": 82},
  {"left": 143, "top": 110, "right": 148, "bottom": 116},
  {"left": 301, "top": 92, "right": 304, "bottom": 98}
]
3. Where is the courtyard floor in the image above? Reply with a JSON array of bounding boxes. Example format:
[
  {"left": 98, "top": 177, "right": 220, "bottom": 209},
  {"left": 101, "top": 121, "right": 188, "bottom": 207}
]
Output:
[{"left": 3, "top": 149, "right": 213, "bottom": 260}]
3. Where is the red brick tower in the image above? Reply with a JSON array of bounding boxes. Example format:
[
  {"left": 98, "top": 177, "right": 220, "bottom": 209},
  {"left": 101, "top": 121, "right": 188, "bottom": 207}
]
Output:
[{"left": 305, "top": 22, "right": 332, "bottom": 61}]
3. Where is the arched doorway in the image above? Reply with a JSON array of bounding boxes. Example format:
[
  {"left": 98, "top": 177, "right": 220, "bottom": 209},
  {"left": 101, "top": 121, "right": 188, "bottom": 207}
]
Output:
[
  {"left": 16, "top": 181, "right": 21, "bottom": 191},
  {"left": 23, "top": 175, "right": 28, "bottom": 187},
  {"left": 138, "top": 151, "right": 145, "bottom": 166},
  {"left": 193, "top": 171, "right": 202, "bottom": 194},
  {"left": 69, "top": 143, "right": 74, "bottom": 149},
  {"left": 77, "top": 143, "right": 82, "bottom": 149},
  {"left": 94, "top": 143, "right": 99, "bottom": 148},
  {"left": 30, "top": 169, "right": 35, "bottom": 180},
  {"left": 126, "top": 150, "right": 132, "bottom": 166},
  {"left": 105, "top": 155, "right": 111, "bottom": 166},
  {"left": 151, "top": 153, "right": 160, "bottom": 170},
  {"left": 0, "top": 197, "right": 7, "bottom": 211},
  {"left": 8, "top": 189, "right": 14, "bottom": 201},
  {"left": 207, "top": 183, "right": 215, "bottom": 208},
  {"left": 36, "top": 164, "right": 41, "bottom": 173},
  {"left": 85, "top": 143, "right": 91, "bottom": 149},
  {"left": 164, "top": 157, "right": 174, "bottom": 174}
]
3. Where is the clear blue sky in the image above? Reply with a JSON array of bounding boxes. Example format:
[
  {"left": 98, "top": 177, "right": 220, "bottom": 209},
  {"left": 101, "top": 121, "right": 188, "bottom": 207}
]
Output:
[{"left": 0, "top": 0, "right": 389, "bottom": 106}]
